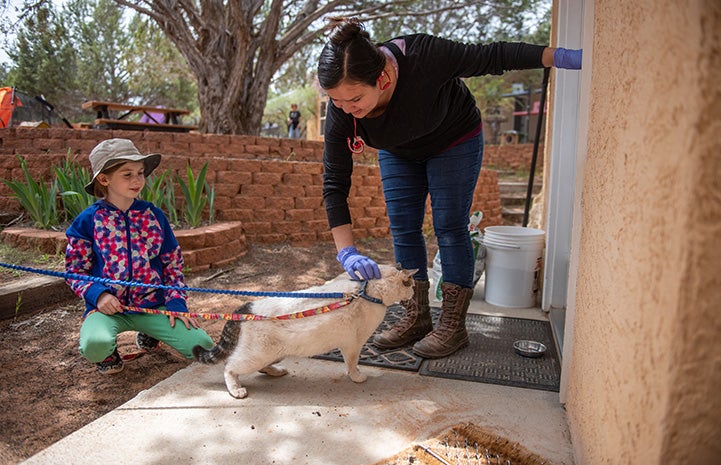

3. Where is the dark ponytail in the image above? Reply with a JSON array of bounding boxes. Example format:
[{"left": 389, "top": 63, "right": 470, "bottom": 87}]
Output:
[{"left": 317, "top": 17, "right": 386, "bottom": 89}]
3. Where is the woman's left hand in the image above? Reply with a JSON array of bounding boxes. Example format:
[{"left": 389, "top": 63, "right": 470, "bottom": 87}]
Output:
[{"left": 554, "top": 48, "right": 582, "bottom": 69}]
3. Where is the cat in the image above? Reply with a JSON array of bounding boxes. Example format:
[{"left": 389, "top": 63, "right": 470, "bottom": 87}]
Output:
[{"left": 192, "top": 264, "right": 417, "bottom": 399}]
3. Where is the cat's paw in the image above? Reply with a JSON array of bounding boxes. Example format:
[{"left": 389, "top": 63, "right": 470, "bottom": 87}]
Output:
[
  {"left": 349, "top": 371, "right": 367, "bottom": 383},
  {"left": 229, "top": 387, "right": 248, "bottom": 399},
  {"left": 259, "top": 364, "right": 288, "bottom": 377}
]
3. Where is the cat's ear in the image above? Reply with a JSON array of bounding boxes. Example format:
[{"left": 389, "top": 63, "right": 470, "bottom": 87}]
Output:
[
  {"left": 395, "top": 262, "right": 403, "bottom": 270},
  {"left": 403, "top": 268, "right": 418, "bottom": 278}
]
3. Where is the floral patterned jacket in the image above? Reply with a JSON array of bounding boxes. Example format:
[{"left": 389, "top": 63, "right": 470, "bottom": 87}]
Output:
[{"left": 65, "top": 199, "right": 187, "bottom": 317}]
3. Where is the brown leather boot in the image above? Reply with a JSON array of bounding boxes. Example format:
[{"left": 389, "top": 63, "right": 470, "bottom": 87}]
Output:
[
  {"left": 412, "top": 282, "right": 473, "bottom": 358},
  {"left": 373, "top": 279, "right": 432, "bottom": 349}
]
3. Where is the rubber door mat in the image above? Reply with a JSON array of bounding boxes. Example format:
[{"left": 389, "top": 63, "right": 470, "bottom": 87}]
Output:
[
  {"left": 315, "top": 306, "right": 561, "bottom": 392},
  {"left": 418, "top": 314, "right": 561, "bottom": 392},
  {"left": 314, "top": 304, "right": 433, "bottom": 371}
]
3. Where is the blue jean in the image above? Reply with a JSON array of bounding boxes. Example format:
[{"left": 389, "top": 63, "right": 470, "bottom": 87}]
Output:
[
  {"left": 289, "top": 125, "right": 300, "bottom": 139},
  {"left": 378, "top": 134, "right": 484, "bottom": 288}
]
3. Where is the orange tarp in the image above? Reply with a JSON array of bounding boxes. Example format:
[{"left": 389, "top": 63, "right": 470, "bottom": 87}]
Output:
[{"left": 0, "top": 87, "right": 22, "bottom": 128}]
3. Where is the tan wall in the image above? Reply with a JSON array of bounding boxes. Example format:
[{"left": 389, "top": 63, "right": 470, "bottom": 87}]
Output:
[
  {"left": 565, "top": 1, "right": 721, "bottom": 464},
  {"left": 0, "top": 128, "right": 503, "bottom": 244}
]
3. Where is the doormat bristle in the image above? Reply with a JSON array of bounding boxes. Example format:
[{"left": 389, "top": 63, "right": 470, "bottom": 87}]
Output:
[{"left": 371, "top": 423, "right": 552, "bottom": 465}]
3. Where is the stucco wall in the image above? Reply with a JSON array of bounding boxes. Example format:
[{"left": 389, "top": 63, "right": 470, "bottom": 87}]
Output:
[{"left": 565, "top": 1, "right": 721, "bottom": 464}]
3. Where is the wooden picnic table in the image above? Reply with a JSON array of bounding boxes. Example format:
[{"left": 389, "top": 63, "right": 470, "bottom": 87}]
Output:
[{"left": 82, "top": 100, "right": 198, "bottom": 133}]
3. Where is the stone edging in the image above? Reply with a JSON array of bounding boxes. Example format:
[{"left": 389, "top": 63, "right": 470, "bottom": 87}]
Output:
[
  {"left": 0, "top": 221, "right": 247, "bottom": 273},
  {"left": 175, "top": 222, "right": 247, "bottom": 272}
]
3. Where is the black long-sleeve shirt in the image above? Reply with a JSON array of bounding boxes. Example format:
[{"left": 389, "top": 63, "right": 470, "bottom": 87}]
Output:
[{"left": 322, "top": 34, "right": 546, "bottom": 228}]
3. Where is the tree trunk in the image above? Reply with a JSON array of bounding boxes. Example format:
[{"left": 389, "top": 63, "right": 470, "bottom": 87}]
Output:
[
  {"left": 195, "top": 74, "right": 270, "bottom": 135},
  {"left": 116, "top": 0, "right": 283, "bottom": 135},
  {"left": 192, "top": 52, "right": 275, "bottom": 135}
]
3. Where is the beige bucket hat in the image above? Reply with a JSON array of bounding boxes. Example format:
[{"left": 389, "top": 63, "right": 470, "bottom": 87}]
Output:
[{"left": 84, "top": 138, "right": 161, "bottom": 195}]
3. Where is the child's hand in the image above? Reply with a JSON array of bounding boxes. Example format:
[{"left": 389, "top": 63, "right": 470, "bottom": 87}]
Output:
[
  {"left": 169, "top": 315, "right": 200, "bottom": 330},
  {"left": 96, "top": 292, "right": 123, "bottom": 315}
]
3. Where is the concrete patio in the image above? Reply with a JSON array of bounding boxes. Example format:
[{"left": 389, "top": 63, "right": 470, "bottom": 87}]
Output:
[{"left": 22, "top": 281, "right": 574, "bottom": 465}]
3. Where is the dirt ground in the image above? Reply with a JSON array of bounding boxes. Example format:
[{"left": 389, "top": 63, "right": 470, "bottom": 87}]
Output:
[{"left": 0, "top": 236, "right": 422, "bottom": 464}]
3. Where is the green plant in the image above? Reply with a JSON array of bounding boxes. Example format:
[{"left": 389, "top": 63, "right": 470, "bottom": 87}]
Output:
[
  {"left": 5, "top": 156, "right": 217, "bottom": 232},
  {"left": 55, "top": 152, "right": 95, "bottom": 222},
  {"left": 2, "top": 155, "right": 59, "bottom": 229},
  {"left": 15, "top": 293, "right": 22, "bottom": 320},
  {"left": 163, "top": 177, "right": 179, "bottom": 225},
  {"left": 141, "top": 169, "right": 169, "bottom": 206},
  {"left": 141, "top": 169, "right": 182, "bottom": 225},
  {"left": 205, "top": 180, "right": 216, "bottom": 225},
  {"left": 176, "top": 162, "right": 211, "bottom": 228}
]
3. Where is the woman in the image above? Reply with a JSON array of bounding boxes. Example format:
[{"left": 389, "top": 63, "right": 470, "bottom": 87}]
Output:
[{"left": 318, "top": 17, "right": 581, "bottom": 359}]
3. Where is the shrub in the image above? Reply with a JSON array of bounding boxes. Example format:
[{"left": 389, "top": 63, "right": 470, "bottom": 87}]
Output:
[
  {"left": 5, "top": 156, "right": 215, "bottom": 230},
  {"left": 3, "top": 155, "right": 59, "bottom": 229},
  {"left": 55, "top": 152, "right": 95, "bottom": 222},
  {"left": 141, "top": 169, "right": 179, "bottom": 225},
  {"left": 176, "top": 161, "right": 213, "bottom": 228}
]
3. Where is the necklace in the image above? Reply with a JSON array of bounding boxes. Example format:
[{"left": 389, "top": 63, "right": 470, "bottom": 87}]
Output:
[{"left": 347, "top": 117, "right": 365, "bottom": 154}]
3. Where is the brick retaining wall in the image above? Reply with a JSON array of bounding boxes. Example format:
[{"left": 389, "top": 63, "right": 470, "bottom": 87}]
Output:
[
  {"left": 484, "top": 143, "right": 544, "bottom": 171},
  {"left": 0, "top": 221, "right": 247, "bottom": 272},
  {"left": 0, "top": 128, "right": 514, "bottom": 249}
]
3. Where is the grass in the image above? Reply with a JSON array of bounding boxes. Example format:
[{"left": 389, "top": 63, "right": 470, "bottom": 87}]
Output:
[{"left": 0, "top": 242, "right": 65, "bottom": 284}]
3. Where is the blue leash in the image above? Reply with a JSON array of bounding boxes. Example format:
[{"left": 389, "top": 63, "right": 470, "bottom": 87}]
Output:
[{"left": 0, "top": 262, "right": 346, "bottom": 299}]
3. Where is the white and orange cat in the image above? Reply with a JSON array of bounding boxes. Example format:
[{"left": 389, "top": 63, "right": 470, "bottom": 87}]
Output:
[{"left": 193, "top": 264, "right": 417, "bottom": 399}]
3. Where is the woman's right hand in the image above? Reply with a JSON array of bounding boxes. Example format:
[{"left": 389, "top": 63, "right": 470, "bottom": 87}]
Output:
[
  {"left": 96, "top": 292, "right": 123, "bottom": 315},
  {"left": 337, "top": 246, "right": 381, "bottom": 280}
]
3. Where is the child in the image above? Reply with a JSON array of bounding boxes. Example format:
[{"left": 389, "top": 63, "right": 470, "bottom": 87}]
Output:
[{"left": 65, "top": 138, "right": 214, "bottom": 374}]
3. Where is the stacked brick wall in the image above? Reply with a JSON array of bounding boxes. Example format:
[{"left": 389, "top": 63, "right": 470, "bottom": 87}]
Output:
[
  {"left": 0, "top": 221, "right": 246, "bottom": 272},
  {"left": 483, "top": 143, "right": 544, "bottom": 171},
  {"left": 0, "top": 128, "right": 503, "bottom": 245}
]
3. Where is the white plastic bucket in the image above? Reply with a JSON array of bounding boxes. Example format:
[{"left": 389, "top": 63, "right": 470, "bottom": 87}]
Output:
[
  {"left": 484, "top": 226, "right": 546, "bottom": 244},
  {"left": 483, "top": 226, "right": 544, "bottom": 308}
]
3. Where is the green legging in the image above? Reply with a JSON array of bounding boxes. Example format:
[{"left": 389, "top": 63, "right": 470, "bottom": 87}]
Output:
[{"left": 79, "top": 311, "right": 215, "bottom": 363}]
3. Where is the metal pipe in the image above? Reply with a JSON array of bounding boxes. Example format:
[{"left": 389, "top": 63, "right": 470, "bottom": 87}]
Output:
[{"left": 523, "top": 67, "right": 551, "bottom": 227}]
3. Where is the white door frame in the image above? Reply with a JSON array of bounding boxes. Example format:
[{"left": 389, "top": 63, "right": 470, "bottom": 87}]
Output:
[
  {"left": 543, "top": 0, "right": 584, "bottom": 311},
  {"left": 546, "top": 0, "right": 593, "bottom": 403}
]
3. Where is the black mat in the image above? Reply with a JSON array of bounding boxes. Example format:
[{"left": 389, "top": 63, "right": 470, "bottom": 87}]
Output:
[
  {"left": 315, "top": 306, "right": 561, "bottom": 392},
  {"left": 418, "top": 314, "right": 561, "bottom": 392},
  {"left": 314, "top": 304, "right": 434, "bottom": 371}
]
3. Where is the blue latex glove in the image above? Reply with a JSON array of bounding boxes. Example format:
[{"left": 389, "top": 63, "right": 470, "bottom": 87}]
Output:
[
  {"left": 336, "top": 246, "right": 381, "bottom": 280},
  {"left": 554, "top": 48, "right": 582, "bottom": 70}
]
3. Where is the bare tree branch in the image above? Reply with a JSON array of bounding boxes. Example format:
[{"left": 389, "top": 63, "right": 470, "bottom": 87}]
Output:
[{"left": 100, "top": 0, "right": 542, "bottom": 134}]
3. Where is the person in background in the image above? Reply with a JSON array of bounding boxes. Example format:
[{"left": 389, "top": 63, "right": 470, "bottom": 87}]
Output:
[
  {"left": 288, "top": 103, "right": 302, "bottom": 139},
  {"left": 65, "top": 138, "right": 214, "bottom": 374},
  {"left": 140, "top": 106, "right": 165, "bottom": 124},
  {"left": 317, "top": 17, "right": 582, "bottom": 359}
]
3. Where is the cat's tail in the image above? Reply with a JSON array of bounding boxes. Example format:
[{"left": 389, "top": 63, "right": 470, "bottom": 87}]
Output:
[{"left": 192, "top": 302, "right": 251, "bottom": 364}]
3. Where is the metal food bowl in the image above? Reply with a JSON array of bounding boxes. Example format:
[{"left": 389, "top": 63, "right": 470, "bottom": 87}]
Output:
[{"left": 513, "top": 340, "right": 547, "bottom": 358}]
